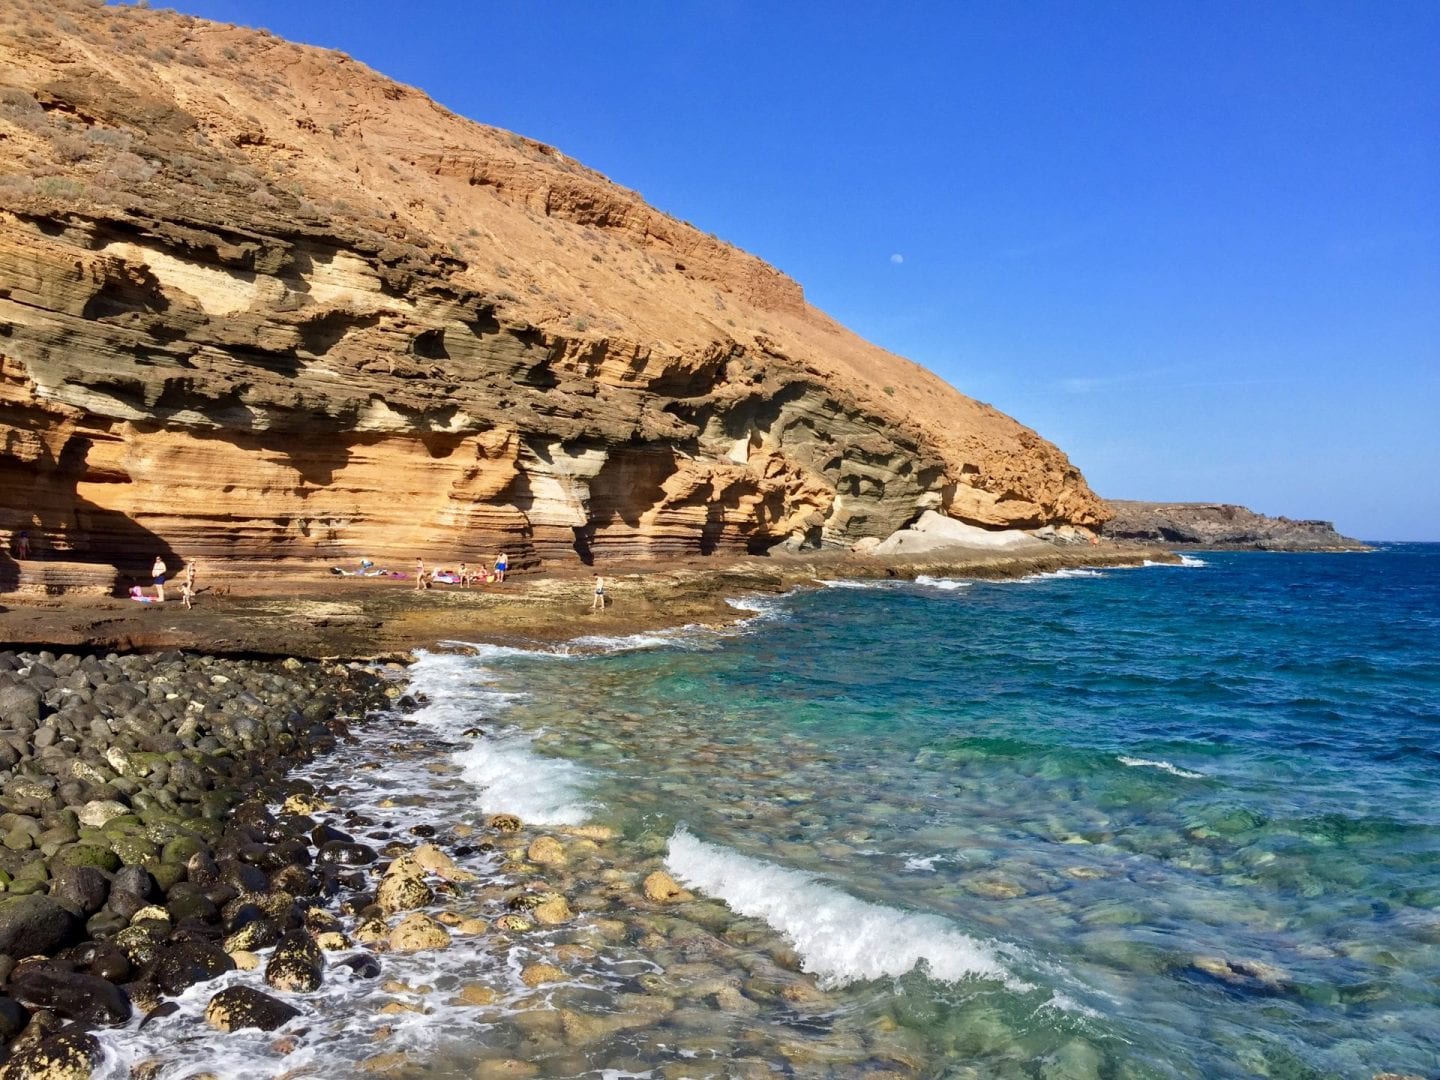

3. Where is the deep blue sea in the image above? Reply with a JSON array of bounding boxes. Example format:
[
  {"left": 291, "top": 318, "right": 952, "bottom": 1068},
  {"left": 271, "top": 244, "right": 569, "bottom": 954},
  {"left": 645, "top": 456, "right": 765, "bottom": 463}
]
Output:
[{"left": 103, "top": 545, "right": 1440, "bottom": 1079}]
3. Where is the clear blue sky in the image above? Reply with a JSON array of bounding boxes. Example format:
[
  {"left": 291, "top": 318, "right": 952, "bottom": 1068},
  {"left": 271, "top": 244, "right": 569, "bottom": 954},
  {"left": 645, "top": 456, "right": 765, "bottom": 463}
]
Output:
[{"left": 160, "top": 1, "right": 1439, "bottom": 539}]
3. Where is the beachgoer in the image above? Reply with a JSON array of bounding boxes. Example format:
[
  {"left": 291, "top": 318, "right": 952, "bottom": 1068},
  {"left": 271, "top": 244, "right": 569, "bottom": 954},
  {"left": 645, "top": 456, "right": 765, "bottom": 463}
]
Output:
[
  {"left": 152, "top": 556, "right": 168, "bottom": 602},
  {"left": 591, "top": 573, "right": 605, "bottom": 612},
  {"left": 180, "top": 581, "right": 193, "bottom": 609},
  {"left": 14, "top": 531, "right": 29, "bottom": 560},
  {"left": 185, "top": 559, "right": 197, "bottom": 593},
  {"left": 458, "top": 562, "right": 470, "bottom": 587},
  {"left": 414, "top": 558, "right": 425, "bottom": 592},
  {"left": 495, "top": 552, "right": 508, "bottom": 582}
]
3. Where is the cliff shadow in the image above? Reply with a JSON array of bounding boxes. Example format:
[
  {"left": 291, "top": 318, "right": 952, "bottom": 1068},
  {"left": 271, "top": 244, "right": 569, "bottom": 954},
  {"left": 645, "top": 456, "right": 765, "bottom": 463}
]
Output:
[{"left": 2, "top": 431, "right": 179, "bottom": 597}]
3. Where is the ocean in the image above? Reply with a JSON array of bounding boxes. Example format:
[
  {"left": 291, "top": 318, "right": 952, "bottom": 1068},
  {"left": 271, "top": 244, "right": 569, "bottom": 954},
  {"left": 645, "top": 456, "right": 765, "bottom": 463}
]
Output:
[{"left": 103, "top": 545, "right": 1440, "bottom": 1079}]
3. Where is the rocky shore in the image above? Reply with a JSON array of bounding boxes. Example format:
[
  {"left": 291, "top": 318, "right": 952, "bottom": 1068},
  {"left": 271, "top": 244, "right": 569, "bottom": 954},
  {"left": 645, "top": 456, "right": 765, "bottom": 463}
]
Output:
[
  {"left": 0, "top": 545, "right": 1177, "bottom": 1077},
  {"left": 0, "top": 649, "right": 395, "bottom": 1075}
]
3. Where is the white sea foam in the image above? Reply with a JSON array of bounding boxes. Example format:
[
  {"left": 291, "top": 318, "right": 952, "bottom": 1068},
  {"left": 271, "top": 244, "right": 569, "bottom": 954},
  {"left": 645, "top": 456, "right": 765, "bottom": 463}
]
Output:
[
  {"left": 993, "top": 567, "right": 1107, "bottom": 584},
  {"left": 1117, "top": 755, "right": 1205, "bottom": 779},
  {"left": 815, "top": 578, "right": 894, "bottom": 589},
  {"left": 666, "top": 829, "right": 1020, "bottom": 989},
  {"left": 454, "top": 728, "right": 593, "bottom": 824},
  {"left": 914, "top": 575, "right": 972, "bottom": 591},
  {"left": 902, "top": 853, "right": 947, "bottom": 872},
  {"left": 406, "top": 649, "right": 595, "bottom": 824},
  {"left": 1141, "top": 554, "right": 1208, "bottom": 568}
]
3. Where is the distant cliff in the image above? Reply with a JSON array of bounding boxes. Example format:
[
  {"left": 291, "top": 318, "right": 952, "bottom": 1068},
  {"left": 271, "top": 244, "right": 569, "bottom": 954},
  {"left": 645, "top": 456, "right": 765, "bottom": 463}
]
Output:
[
  {"left": 1101, "top": 501, "right": 1368, "bottom": 551},
  {"left": 0, "top": 0, "right": 1106, "bottom": 592}
]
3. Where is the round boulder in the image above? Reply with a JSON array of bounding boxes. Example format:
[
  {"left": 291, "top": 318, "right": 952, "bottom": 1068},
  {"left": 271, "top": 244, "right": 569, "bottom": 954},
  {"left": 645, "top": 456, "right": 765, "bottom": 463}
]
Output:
[{"left": 204, "top": 984, "right": 301, "bottom": 1033}]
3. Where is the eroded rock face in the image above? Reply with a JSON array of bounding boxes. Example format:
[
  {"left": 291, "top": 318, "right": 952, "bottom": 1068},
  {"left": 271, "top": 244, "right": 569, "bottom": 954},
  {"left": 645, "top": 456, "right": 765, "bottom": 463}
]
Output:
[{"left": 0, "top": 1, "right": 1107, "bottom": 589}]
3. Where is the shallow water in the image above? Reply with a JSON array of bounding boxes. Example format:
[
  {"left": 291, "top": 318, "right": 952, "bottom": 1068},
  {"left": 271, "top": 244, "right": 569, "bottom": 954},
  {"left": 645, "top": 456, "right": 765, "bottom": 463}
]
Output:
[{"left": 102, "top": 546, "right": 1440, "bottom": 1078}]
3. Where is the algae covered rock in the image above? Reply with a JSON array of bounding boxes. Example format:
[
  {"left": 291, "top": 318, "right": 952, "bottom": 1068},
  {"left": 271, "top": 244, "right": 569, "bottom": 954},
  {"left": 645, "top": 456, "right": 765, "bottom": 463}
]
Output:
[
  {"left": 388, "top": 913, "right": 450, "bottom": 952},
  {"left": 205, "top": 984, "right": 301, "bottom": 1032},
  {"left": 642, "top": 871, "right": 694, "bottom": 904},
  {"left": 265, "top": 930, "right": 324, "bottom": 993},
  {"left": 0, "top": 1029, "right": 102, "bottom": 1080}
]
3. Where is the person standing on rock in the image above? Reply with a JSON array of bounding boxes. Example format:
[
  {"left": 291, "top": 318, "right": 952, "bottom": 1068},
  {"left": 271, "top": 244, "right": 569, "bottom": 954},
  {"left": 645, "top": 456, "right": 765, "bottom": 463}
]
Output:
[
  {"left": 414, "top": 558, "right": 425, "bottom": 592},
  {"left": 591, "top": 573, "right": 605, "bottom": 612},
  {"left": 13, "top": 531, "right": 29, "bottom": 559},
  {"left": 458, "top": 562, "right": 470, "bottom": 587},
  {"left": 494, "top": 552, "right": 508, "bottom": 583},
  {"left": 185, "top": 559, "right": 197, "bottom": 594},
  {"left": 151, "top": 555, "right": 168, "bottom": 602}
]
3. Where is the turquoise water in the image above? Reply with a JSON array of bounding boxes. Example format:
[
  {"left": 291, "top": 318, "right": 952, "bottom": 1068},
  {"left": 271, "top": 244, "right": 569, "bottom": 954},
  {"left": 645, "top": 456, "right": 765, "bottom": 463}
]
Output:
[{"left": 437, "top": 547, "right": 1440, "bottom": 1078}]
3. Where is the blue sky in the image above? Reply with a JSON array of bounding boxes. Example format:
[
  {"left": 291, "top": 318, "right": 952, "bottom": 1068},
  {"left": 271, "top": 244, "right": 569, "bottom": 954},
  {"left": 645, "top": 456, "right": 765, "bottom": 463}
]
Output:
[{"left": 160, "top": 1, "right": 1439, "bottom": 539}]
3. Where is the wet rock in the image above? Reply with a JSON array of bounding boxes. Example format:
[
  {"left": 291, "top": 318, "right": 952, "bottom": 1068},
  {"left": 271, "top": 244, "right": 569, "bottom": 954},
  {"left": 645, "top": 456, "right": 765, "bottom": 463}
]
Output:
[
  {"left": 264, "top": 930, "right": 324, "bottom": 993},
  {"left": 449, "top": 984, "right": 498, "bottom": 1006},
  {"left": 531, "top": 894, "right": 573, "bottom": 926},
  {"left": 9, "top": 967, "right": 131, "bottom": 1026},
  {"left": 471, "top": 1060, "right": 540, "bottom": 1080},
  {"left": 137, "top": 1002, "right": 181, "bottom": 1032},
  {"left": 493, "top": 914, "right": 532, "bottom": 933},
  {"left": 0, "top": 1028, "right": 102, "bottom": 1080},
  {"left": 642, "top": 871, "right": 694, "bottom": 904},
  {"left": 0, "top": 995, "right": 27, "bottom": 1042},
  {"left": 318, "top": 840, "right": 376, "bottom": 867},
  {"left": 0, "top": 895, "right": 83, "bottom": 957},
  {"left": 412, "top": 843, "right": 475, "bottom": 882},
  {"left": 376, "top": 872, "right": 432, "bottom": 914},
  {"left": 204, "top": 985, "right": 301, "bottom": 1033},
  {"left": 338, "top": 953, "right": 382, "bottom": 979},
  {"left": 228, "top": 950, "right": 261, "bottom": 971},
  {"left": 1191, "top": 955, "right": 1291, "bottom": 991},
  {"left": 48, "top": 866, "right": 110, "bottom": 917},
  {"left": 353, "top": 918, "right": 390, "bottom": 946},
  {"left": 520, "top": 962, "right": 564, "bottom": 987},
  {"left": 281, "top": 793, "right": 333, "bottom": 816},
  {"left": 488, "top": 814, "right": 522, "bottom": 833},
  {"left": 526, "top": 836, "right": 566, "bottom": 866},
  {"left": 388, "top": 913, "right": 449, "bottom": 952},
  {"left": 223, "top": 917, "right": 281, "bottom": 953},
  {"left": 145, "top": 940, "right": 234, "bottom": 996}
]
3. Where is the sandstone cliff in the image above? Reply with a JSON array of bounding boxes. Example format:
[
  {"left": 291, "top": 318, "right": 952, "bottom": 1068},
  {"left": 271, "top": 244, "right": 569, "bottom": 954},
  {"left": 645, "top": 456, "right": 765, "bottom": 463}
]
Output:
[
  {"left": 1100, "top": 501, "right": 1368, "bottom": 551},
  {"left": 0, "top": 0, "right": 1106, "bottom": 591}
]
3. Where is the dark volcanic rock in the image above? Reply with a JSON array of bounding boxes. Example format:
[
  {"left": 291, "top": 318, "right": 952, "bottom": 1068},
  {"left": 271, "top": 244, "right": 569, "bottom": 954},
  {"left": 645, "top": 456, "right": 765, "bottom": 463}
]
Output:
[
  {"left": 0, "top": 895, "right": 83, "bottom": 957},
  {"left": 144, "top": 939, "right": 235, "bottom": 996},
  {"left": 204, "top": 984, "right": 301, "bottom": 1033},
  {"left": 9, "top": 967, "right": 132, "bottom": 1026},
  {"left": 0, "top": 1028, "right": 102, "bottom": 1079},
  {"left": 264, "top": 929, "right": 324, "bottom": 993}
]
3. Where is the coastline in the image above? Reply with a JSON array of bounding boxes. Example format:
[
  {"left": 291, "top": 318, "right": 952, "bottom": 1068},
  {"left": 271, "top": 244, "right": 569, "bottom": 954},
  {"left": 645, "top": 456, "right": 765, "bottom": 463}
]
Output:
[
  {"left": 0, "top": 543, "right": 1179, "bottom": 662},
  {"left": 0, "top": 543, "right": 1178, "bottom": 1076}
]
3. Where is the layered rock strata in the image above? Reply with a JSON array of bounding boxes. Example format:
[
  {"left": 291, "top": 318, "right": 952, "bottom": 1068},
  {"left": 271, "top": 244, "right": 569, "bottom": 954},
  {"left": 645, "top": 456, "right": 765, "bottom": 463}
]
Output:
[
  {"left": 1101, "top": 501, "right": 1368, "bottom": 551},
  {"left": 0, "top": 1, "right": 1106, "bottom": 592}
]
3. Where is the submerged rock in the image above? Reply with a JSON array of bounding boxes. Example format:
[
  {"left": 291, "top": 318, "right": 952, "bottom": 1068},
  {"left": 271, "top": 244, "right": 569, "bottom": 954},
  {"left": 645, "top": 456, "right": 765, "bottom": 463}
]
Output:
[{"left": 642, "top": 871, "right": 694, "bottom": 904}]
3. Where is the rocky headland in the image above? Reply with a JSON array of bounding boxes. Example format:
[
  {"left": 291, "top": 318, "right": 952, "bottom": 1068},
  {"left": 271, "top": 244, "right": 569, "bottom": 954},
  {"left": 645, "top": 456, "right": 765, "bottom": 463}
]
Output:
[
  {"left": 1100, "top": 501, "right": 1368, "bottom": 552},
  {"left": 0, "top": 0, "right": 1108, "bottom": 602}
]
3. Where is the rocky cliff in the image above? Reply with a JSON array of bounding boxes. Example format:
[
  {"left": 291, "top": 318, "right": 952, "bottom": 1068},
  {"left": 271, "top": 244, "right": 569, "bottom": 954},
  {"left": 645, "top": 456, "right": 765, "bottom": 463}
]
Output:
[
  {"left": 1100, "top": 501, "right": 1368, "bottom": 551},
  {"left": 0, "top": 0, "right": 1106, "bottom": 591}
]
